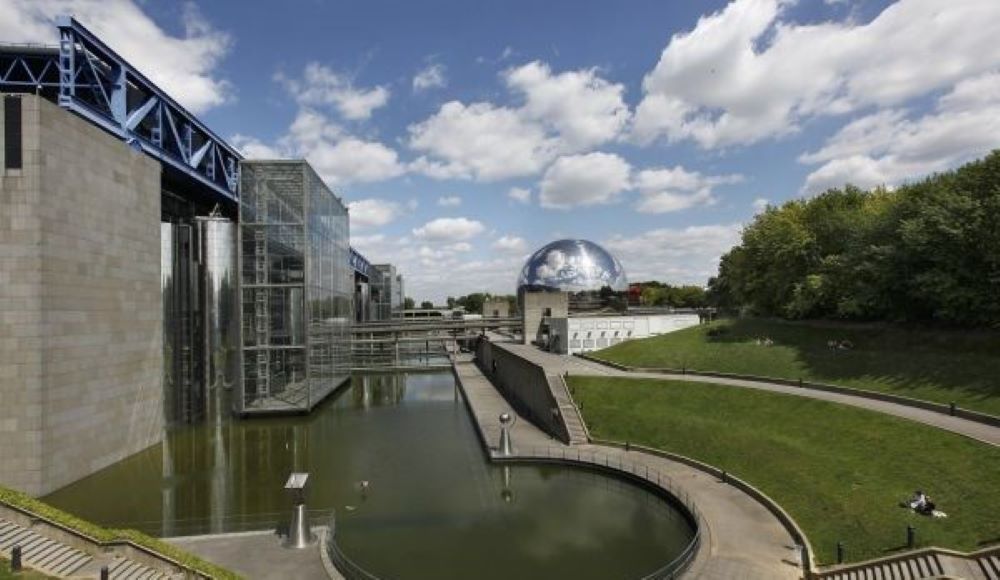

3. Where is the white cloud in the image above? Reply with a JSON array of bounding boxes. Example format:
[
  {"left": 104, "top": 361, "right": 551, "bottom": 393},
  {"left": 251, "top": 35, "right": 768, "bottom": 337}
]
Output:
[
  {"left": 408, "top": 101, "right": 559, "bottom": 181},
  {"left": 240, "top": 109, "right": 405, "bottom": 186},
  {"left": 633, "top": 0, "right": 1000, "bottom": 148},
  {"left": 504, "top": 60, "right": 630, "bottom": 150},
  {"left": 348, "top": 199, "right": 403, "bottom": 229},
  {"left": 407, "top": 61, "right": 628, "bottom": 182},
  {"left": 413, "top": 63, "right": 447, "bottom": 92},
  {"left": 0, "top": 0, "right": 232, "bottom": 113},
  {"left": 412, "top": 217, "right": 485, "bottom": 242},
  {"left": 230, "top": 134, "right": 283, "bottom": 159},
  {"left": 437, "top": 195, "right": 462, "bottom": 207},
  {"left": 604, "top": 224, "right": 742, "bottom": 284},
  {"left": 752, "top": 198, "right": 770, "bottom": 213},
  {"left": 493, "top": 235, "right": 527, "bottom": 253},
  {"left": 277, "top": 62, "right": 389, "bottom": 121},
  {"left": 633, "top": 166, "right": 742, "bottom": 214},
  {"left": 801, "top": 71, "right": 1000, "bottom": 193},
  {"left": 539, "top": 152, "right": 631, "bottom": 210},
  {"left": 508, "top": 187, "right": 531, "bottom": 204}
]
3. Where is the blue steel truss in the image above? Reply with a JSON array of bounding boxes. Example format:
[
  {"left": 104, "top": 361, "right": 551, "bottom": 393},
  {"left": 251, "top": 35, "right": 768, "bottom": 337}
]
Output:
[
  {"left": 55, "top": 17, "right": 241, "bottom": 201},
  {"left": 0, "top": 46, "right": 61, "bottom": 88},
  {"left": 349, "top": 246, "right": 372, "bottom": 278}
]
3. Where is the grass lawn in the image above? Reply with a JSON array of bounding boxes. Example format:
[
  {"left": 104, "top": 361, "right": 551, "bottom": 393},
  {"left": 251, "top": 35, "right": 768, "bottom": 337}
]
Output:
[
  {"left": 594, "top": 318, "right": 1000, "bottom": 416},
  {"left": 0, "top": 559, "right": 55, "bottom": 580},
  {"left": 570, "top": 376, "right": 1000, "bottom": 565}
]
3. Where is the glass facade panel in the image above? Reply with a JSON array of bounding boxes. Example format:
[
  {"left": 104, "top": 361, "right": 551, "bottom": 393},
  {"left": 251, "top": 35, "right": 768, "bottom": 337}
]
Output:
[{"left": 239, "top": 161, "right": 352, "bottom": 414}]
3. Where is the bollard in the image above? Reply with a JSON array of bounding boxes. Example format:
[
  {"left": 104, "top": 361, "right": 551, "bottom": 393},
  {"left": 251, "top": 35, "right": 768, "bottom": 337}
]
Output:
[
  {"left": 498, "top": 413, "right": 514, "bottom": 457},
  {"left": 907, "top": 525, "right": 916, "bottom": 549},
  {"left": 798, "top": 377, "right": 803, "bottom": 388},
  {"left": 836, "top": 542, "right": 844, "bottom": 564},
  {"left": 949, "top": 402, "right": 956, "bottom": 416},
  {"left": 721, "top": 470, "right": 727, "bottom": 483},
  {"left": 11, "top": 544, "right": 22, "bottom": 571},
  {"left": 625, "top": 441, "right": 631, "bottom": 452},
  {"left": 100, "top": 565, "right": 109, "bottom": 580}
]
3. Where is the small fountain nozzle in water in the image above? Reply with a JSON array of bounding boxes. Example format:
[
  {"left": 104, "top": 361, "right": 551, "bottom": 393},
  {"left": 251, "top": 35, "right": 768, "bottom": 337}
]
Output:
[
  {"left": 284, "top": 472, "right": 315, "bottom": 549},
  {"left": 499, "top": 412, "right": 514, "bottom": 457}
]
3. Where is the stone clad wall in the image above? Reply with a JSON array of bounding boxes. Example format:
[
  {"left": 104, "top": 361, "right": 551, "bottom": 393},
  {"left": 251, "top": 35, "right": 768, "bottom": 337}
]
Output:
[
  {"left": 475, "top": 338, "right": 571, "bottom": 444},
  {"left": 0, "top": 95, "right": 163, "bottom": 496}
]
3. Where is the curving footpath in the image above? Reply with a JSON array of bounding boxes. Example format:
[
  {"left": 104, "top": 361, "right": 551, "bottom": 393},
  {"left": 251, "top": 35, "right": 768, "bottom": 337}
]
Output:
[
  {"left": 495, "top": 341, "right": 1000, "bottom": 447},
  {"left": 453, "top": 355, "right": 804, "bottom": 580}
]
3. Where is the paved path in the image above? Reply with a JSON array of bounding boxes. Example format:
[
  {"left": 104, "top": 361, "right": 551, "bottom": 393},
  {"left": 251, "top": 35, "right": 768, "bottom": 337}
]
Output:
[
  {"left": 167, "top": 529, "right": 332, "bottom": 580},
  {"left": 453, "top": 355, "right": 802, "bottom": 580},
  {"left": 495, "top": 340, "right": 1000, "bottom": 447}
]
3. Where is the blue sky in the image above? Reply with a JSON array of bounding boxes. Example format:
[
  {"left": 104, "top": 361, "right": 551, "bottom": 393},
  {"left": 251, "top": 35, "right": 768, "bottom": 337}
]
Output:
[{"left": 4, "top": 0, "right": 999, "bottom": 301}]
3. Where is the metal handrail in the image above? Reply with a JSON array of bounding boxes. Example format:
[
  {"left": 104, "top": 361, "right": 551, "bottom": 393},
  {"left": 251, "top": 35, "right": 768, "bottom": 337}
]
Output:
[{"left": 324, "top": 513, "right": 382, "bottom": 580}]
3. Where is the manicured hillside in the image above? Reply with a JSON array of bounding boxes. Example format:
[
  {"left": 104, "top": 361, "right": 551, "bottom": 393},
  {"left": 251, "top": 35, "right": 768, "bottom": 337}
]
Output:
[
  {"left": 571, "top": 376, "right": 1000, "bottom": 564},
  {"left": 594, "top": 318, "right": 1000, "bottom": 416}
]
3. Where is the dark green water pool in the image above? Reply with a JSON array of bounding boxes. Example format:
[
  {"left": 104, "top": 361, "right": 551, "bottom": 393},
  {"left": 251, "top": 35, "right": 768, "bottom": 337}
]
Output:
[{"left": 45, "top": 372, "right": 695, "bottom": 579}]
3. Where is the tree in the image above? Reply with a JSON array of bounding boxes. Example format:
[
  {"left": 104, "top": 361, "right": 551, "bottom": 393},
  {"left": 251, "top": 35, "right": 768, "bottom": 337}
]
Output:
[
  {"left": 420, "top": 300, "right": 434, "bottom": 310},
  {"left": 403, "top": 297, "right": 415, "bottom": 310}
]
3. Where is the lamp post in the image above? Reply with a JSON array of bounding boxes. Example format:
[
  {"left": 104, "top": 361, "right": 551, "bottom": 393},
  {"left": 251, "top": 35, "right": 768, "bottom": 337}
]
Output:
[{"left": 284, "top": 472, "right": 315, "bottom": 549}]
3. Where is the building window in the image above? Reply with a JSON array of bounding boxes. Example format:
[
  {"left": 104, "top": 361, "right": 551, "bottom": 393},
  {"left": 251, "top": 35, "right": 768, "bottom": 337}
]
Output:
[{"left": 4, "top": 96, "right": 22, "bottom": 169}]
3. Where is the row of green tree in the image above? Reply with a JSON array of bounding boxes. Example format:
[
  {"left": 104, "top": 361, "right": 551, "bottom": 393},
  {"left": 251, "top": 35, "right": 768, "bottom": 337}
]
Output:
[
  {"left": 404, "top": 293, "right": 518, "bottom": 314},
  {"left": 636, "top": 282, "right": 707, "bottom": 308},
  {"left": 708, "top": 151, "right": 1000, "bottom": 327}
]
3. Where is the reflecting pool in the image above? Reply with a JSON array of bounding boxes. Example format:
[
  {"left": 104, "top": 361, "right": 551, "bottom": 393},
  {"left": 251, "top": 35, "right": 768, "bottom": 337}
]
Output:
[{"left": 45, "top": 372, "right": 695, "bottom": 579}]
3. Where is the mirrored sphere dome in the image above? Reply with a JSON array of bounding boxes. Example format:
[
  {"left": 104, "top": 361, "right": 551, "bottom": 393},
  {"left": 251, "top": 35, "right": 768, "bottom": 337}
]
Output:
[{"left": 517, "top": 239, "right": 628, "bottom": 293}]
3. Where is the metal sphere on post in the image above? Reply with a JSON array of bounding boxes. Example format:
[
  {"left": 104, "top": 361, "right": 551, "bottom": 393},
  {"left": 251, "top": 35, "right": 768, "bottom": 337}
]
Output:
[{"left": 499, "top": 412, "right": 514, "bottom": 456}]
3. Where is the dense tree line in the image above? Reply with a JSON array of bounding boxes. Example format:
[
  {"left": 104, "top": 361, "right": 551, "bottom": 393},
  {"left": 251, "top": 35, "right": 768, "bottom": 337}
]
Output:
[
  {"left": 635, "top": 281, "right": 707, "bottom": 308},
  {"left": 708, "top": 151, "right": 1000, "bottom": 327}
]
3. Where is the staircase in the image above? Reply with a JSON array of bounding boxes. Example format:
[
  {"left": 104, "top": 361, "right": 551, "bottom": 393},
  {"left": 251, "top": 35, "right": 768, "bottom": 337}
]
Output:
[
  {"left": 548, "top": 374, "right": 589, "bottom": 445},
  {"left": 979, "top": 551, "right": 1000, "bottom": 579},
  {"left": 0, "top": 518, "right": 177, "bottom": 579},
  {"left": 820, "top": 552, "right": 945, "bottom": 579},
  {"left": 0, "top": 518, "right": 92, "bottom": 577}
]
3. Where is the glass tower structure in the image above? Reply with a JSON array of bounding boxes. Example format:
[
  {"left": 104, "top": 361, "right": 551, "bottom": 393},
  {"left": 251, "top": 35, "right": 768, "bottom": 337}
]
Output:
[{"left": 238, "top": 161, "right": 352, "bottom": 414}]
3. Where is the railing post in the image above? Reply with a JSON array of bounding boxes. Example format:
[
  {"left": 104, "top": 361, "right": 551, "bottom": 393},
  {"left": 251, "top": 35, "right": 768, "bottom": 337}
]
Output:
[
  {"left": 100, "top": 565, "right": 109, "bottom": 580},
  {"left": 907, "top": 524, "right": 916, "bottom": 548},
  {"left": 11, "top": 545, "right": 21, "bottom": 571},
  {"left": 949, "top": 402, "right": 956, "bottom": 416},
  {"left": 836, "top": 541, "right": 844, "bottom": 564}
]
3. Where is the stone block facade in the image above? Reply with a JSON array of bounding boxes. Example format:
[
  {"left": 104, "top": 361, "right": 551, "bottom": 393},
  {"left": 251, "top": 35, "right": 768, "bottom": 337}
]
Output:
[{"left": 0, "top": 94, "right": 163, "bottom": 496}]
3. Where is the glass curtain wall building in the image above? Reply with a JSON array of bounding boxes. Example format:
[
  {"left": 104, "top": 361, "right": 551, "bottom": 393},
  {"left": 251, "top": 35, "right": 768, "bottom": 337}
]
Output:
[
  {"left": 239, "top": 161, "right": 352, "bottom": 414},
  {"left": 371, "top": 264, "right": 404, "bottom": 321}
]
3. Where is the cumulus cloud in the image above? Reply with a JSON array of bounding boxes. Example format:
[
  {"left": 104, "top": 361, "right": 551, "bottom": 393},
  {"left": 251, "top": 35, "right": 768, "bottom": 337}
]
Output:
[
  {"left": 800, "top": 71, "right": 1000, "bottom": 193},
  {"left": 0, "top": 0, "right": 232, "bottom": 113},
  {"left": 408, "top": 61, "right": 629, "bottom": 182},
  {"left": 633, "top": 166, "right": 742, "bottom": 213},
  {"left": 437, "top": 195, "right": 462, "bottom": 207},
  {"left": 539, "top": 152, "right": 631, "bottom": 209},
  {"left": 413, "top": 63, "right": 447, "bottom": 92},
  {"left": 276, "top": 62, "right": 389, "bottom": 121},
  {"left": 235, "top": 109, "right": 404, "bottom": 186},
  {"left": 493, "top": 235, "right": 527, "bottom": 253},
  {"left": 604, "top": 224, "right": 742, "bottom": 283},
  {"left": 412, "top": 217, "right": 485, "bottom": 242},
  {"left": 408, "top": 101, "right": 559, "bottom": 181},
  {"left": 348, "top": 199, "right": 403, "bottom": 229},
  {"left": 504, "top": 60, "right": 630, "bottom": 151},
  {"left": 752, "top": 197, "right": 770, "bottom": 213},
  {"left": 508, "top": 187, "right": 531, "bottom": 204},
  {"left": 633, "top": 0, "right": 1000, "bottom": 148}
]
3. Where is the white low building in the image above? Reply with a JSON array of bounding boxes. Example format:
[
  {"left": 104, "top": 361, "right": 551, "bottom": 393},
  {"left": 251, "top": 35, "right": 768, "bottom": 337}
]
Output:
[{"left": 546, "top": 313, "right": 701, "bottom": 355}]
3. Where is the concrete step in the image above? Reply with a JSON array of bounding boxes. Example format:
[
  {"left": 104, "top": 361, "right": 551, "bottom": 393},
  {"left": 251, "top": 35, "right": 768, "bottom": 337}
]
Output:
[
  {"left": 107, "top": 554, "right": 168, "bottom": 580},
  {"left": 0, "top": 517, "right": 93, "bottom": 578},
  {"left": 979, "top": 554, "right": 1000, "bottom": 580},
  {"left": 823, "top": 553, "right": 946, "bottom": 580}
]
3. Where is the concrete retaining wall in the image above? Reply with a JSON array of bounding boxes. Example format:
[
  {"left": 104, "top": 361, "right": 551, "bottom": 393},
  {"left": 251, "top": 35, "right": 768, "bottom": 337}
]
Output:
[
  {"left": 0, "top": 94, "right": 163, "bottom": 495},
  {"left": 474, "top": 338, "right": 570, "bottom": 443}
]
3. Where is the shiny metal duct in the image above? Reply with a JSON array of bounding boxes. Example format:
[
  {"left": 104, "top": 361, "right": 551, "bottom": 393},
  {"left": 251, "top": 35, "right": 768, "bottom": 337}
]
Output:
[
  {"left": 162, "top": 223, "right": 197, "bottom": 424},
  {"left": 196, "top": 217, "right": 240, "bottom": 420}
]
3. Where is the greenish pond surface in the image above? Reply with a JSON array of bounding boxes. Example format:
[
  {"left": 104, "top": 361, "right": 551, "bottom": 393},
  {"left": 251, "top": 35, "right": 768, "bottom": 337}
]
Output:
[{"left": 45, "top": 372, "right": 694, "bottom": 579}]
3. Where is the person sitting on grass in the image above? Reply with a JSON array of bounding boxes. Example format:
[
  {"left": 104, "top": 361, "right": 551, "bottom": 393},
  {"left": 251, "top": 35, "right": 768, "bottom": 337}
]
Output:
[{"left": 908, "top": 490, "right": 927, "bottom": 511}]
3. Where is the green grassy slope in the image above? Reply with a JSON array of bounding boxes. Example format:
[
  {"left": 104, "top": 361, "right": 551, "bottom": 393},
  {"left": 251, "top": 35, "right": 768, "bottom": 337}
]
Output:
[
  {"left": 594, "top": 319, "right": 1000, "bottom": 416},
  {"left": 571, "top": 376, "right": 1000, "bottom": 564}
]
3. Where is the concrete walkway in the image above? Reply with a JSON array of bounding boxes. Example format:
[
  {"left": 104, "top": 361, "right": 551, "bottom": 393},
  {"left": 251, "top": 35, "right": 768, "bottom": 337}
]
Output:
[
  {"left": 167, "top": 529, "right": 333, "bottom": 580},
  {"left": 495, "top": 340, "right": 1000, "bottom": 447},
  {"left": 453, "top": 355, "right": 802, "bottom": 580}
]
